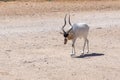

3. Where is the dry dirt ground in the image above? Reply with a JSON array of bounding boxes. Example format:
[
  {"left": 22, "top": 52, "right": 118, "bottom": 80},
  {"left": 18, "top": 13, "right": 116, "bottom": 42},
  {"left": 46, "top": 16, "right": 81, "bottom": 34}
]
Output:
[{"left": 0, "top": 1, "right": 120, "bottom": 80}]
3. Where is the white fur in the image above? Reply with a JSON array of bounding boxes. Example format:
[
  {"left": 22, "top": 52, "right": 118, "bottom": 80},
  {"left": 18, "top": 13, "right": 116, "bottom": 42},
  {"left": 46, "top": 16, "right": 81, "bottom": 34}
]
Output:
[
  {"left": 62, "top": 14, "right": 90, "bottom": 56},
  {"left": 70, "top": 23, "right": 89, "bottom": 55}
]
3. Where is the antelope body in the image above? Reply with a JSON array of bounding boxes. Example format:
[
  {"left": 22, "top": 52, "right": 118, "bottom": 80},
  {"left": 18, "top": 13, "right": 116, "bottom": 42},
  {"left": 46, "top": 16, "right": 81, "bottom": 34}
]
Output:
[{"left": 61, "top": 14, "right": 89, "bottom": 56}]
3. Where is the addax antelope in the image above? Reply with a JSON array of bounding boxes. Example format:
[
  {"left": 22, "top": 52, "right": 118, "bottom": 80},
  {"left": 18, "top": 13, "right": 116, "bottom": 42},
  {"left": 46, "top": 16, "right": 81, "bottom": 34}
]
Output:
[{"left": 61, "top": 14, "right": 89, "bottom": 56}]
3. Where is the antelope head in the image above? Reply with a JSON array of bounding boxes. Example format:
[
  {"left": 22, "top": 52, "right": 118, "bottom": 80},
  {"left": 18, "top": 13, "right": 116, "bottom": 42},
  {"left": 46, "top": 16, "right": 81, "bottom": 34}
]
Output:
[{"left": 61, "top": 14, "right": 73, "bottom": 44}]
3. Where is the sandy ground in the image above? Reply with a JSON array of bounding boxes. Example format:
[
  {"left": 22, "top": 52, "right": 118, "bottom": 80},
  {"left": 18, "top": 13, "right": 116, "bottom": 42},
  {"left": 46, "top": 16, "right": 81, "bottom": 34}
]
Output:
[{"left": 0, "top": 1, "right": 120, "bottom": 80}]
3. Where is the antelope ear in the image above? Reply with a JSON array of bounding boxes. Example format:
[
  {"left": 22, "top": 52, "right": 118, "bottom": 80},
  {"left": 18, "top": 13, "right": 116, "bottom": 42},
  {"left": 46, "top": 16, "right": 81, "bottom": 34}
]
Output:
[{"left": 60, "top": 32, "right": 63, "bottom": 34}]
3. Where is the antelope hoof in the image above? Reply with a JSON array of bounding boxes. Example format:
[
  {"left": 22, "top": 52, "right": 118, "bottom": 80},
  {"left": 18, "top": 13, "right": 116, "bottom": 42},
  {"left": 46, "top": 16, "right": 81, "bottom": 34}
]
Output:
[
  {"left": 86, "top": 51, "right": 89, "bottom": 54},
  {"left": 81, "top": 53, "right": 84, "bottom": 56},
  {"left": 70, "top": 53, "right": 75, "bottom": 57}
]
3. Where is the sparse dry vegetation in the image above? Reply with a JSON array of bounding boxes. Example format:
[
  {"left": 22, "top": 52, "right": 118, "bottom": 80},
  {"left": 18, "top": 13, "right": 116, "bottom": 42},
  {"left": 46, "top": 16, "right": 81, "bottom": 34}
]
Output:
[
  {"left": 0, "top": 0, "right": 120, "bottom": 16},
  {"left": 0, "top": 0, "right": 120, "bottom": 80}
]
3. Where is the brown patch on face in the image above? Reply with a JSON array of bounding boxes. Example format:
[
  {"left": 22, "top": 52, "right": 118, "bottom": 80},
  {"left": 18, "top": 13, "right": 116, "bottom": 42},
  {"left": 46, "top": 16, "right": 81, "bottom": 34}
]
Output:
[
  {"left": 64, "top": 38, "right": 67, "bottom": 44},
  {"left": 67, "top": 33, "right": 74, "bottom": 40}
]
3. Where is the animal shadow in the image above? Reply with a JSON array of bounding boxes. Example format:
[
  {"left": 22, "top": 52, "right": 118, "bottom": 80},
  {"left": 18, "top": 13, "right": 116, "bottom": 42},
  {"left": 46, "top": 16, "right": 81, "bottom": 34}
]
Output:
[{"left": 72, "top": 53, "right": 104, "bottom": 58}]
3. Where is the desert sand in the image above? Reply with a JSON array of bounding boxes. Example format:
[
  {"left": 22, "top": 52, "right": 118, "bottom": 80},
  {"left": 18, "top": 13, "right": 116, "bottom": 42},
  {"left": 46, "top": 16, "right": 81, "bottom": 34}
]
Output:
[{"left": 0, "top": 0, "right": 120, "bottom": 80}]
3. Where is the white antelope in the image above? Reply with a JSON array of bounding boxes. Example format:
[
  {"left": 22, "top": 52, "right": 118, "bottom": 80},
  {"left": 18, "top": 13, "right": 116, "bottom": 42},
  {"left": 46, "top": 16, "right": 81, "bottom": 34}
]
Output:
[{"left": 61, "top": 14, "right": 89, "bottom": 56}]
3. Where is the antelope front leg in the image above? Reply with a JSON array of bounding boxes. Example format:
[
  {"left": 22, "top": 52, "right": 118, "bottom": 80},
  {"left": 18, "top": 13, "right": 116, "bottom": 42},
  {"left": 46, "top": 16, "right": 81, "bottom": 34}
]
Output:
[
  {"left": 81, "top": 38, "right": 87, "bottom": 55},
  {"left": 70, "top": 39, "right": 76, "bottom": 56},
  {"left": 86, "top": 38, "right": 89, "bottom": 53}
]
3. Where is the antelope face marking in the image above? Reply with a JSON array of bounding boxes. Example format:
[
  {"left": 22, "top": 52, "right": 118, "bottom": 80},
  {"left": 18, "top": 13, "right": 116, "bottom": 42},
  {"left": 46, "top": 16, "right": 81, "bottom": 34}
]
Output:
[
  {"left": 63, "top": 33, "right": 69, "bottom": 44},
  {"left": 64, "top": 32, "right": 69, "bottom": 37}
]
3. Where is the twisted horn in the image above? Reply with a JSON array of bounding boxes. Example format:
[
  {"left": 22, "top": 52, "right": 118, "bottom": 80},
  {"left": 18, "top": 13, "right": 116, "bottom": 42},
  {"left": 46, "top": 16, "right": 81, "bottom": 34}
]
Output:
[
  {"left": 69, "top": 14, "right": 72, "bottom": 27},
  {"left": 68, "top": 14, "right": 73, "bottom": 33},
  {"left": 62, "top": 14, "right": 67, "bottom": 33}
]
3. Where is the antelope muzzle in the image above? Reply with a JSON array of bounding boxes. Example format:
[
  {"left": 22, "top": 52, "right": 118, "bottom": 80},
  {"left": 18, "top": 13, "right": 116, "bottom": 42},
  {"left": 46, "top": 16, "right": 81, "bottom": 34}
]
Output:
[{"left": 64, "top": 38, "right": 67, "bottom": 44}]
